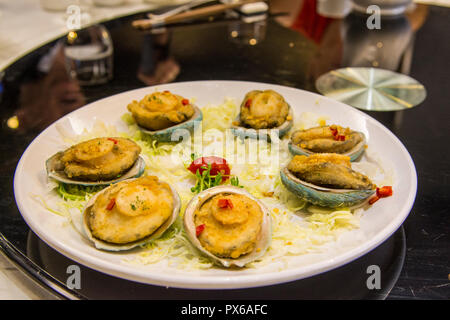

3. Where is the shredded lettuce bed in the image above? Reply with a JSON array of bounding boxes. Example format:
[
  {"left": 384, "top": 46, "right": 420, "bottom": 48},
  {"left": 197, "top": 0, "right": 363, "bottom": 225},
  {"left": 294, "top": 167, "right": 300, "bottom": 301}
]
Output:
[{"left": 36, "top": 99, "right": 391, "bottom": 271}]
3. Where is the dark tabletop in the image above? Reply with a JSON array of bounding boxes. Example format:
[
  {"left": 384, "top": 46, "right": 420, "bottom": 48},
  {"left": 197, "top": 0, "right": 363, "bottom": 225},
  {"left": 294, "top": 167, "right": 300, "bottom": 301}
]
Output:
[{"left": 0, "top": 1, "right": 448, "bottom": 300}]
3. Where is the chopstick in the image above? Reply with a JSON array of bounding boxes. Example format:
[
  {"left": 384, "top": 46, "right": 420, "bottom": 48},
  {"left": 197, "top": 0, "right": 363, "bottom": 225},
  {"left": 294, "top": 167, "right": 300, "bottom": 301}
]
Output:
[
  {"left": 146, "top": 0, "right": 216, "bottom": 20},
  {"left": 132, "top": 0, "right": 262, "bottom": 29}
]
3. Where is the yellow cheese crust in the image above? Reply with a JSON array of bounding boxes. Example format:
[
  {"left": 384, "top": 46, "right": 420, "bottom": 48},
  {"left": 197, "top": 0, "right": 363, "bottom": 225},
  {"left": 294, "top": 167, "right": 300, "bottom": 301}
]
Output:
[{"left": 194, "top": 193, "right": 263, "bottom": 259}]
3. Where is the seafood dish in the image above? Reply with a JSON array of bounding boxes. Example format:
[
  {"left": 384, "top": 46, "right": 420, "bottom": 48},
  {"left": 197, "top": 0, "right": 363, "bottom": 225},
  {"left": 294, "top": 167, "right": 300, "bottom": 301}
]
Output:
[
  {"left": 289, "top": 125, "right": 366, "bottom": 161},
  {"left": 281, "top": 154, "right": 376, "bottom": 208},
  {"left": 35, "top": 85, "right": 395, "bottom": 275},
  {"left": 46, "top": 137, "right": 145, "bottom": 186},
  {"left": 82, "top": 175, "right": 180, "bottom": 251},
  {"left": 127, "top": 90, "right": 203, "bottom": 142},
  {"left": 183, "top": 186, "right": 271, "bottom": 267},
  {"left": 231, "top": 89, "right": 293, "bottom": 140}
]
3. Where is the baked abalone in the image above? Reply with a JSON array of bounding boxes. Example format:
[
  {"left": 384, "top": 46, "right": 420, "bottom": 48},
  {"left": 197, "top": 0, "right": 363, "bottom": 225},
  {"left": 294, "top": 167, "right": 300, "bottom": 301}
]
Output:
[
  {"left": 82, "top": 175, "right": 180, "bottom": 251},
  {"left": 46, "top": 137, "right": 145, "bottom": 186},
  {"left": 280, "top": 154, "right": 376, "bottom": 208},
  {"left": 184, "top": 186, "right": 271, "bottom": 267},
  {"left": 127, "top": 91, "right": 203, "bottom": 142},
  {"left": 289, "top": 125, "right": 366, "bottom": 161},
  {"left": 231, "top": 90, "right": 293, "bottom": 140}
]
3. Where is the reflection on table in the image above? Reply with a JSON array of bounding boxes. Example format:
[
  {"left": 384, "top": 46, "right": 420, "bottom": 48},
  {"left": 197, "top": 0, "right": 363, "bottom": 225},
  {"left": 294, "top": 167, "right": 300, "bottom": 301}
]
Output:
[{"left": 26, "top": 228, "right": 406, "bottom": 299}]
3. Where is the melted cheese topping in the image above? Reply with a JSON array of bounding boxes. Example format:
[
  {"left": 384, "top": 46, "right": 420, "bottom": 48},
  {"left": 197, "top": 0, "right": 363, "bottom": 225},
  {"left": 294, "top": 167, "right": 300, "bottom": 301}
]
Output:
[
  {"left": 127, "top": 91, "right": 195, "bottom": 130},
  {"left": 140, "top": 92, "right": 180, "bottom": 112},
  {"left": 289, "top": 154, "right": 352, "bottom": 172},
  {"left": 240, "top": 90, "right": 289, "bottom": 129},
  {"left": 291, "top": 125, "right": 361, "bottom": 154},
  {"left": 71, "top": 138, "right": 115, "bottom": 162},
  {"left": 88, "top": 176, "right": 174, "bottom": 244},
  {"left": 194, "top": 193, "right": 263, "bottom": 259},
  {"left": 287, "top": 154, "right": 375, "bottom": 190},
  {"left": 60, "top": 137, "right": 141, "bottom": 181}
]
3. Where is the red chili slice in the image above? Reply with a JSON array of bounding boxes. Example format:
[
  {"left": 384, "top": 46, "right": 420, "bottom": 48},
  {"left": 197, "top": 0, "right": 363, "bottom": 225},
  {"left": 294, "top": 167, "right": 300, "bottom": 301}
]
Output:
[
  {"left": 218, "top": 199, "right": 228, "bottom": 208},
  {"left": 181, "top": 98, "right": 189, "bottom": 105},
  {"left": 377, "top": 186, "right": 393, "bottom": 198},
  {"left": 333, "top": 134, "right": 345, "bottom": 141},
  {"left": 188, "top": 156, "right": 231, "bottom": 181},
  {"left": 196, "top": 224, "right": 205, "bottom": 236},
  {"left": 369, "top": 195, "right": 380, "bottom": 205},
  {"left": 107, "top": 138, "right": 118, "bottom": 144},
  {"left": 245, "top": 99, "right": 252, "bottom": 108},
  {"left": 218, "top": 198, "right": 233, "bottom": 209},
  {"left": 106, "top": 198, "right": 116, "bottom": 210},
  {"left": 330, "top": 127, "right": 338, "bottom": 136}
]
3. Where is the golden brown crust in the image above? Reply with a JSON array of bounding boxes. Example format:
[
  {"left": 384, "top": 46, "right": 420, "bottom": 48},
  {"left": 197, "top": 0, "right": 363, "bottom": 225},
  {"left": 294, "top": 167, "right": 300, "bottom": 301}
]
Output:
[
  {"left": 127, "top": 91, "right": 195, "bottom": 130},
  {"left": 291, "top": 125, "right": 362, "bottom": 154},
  {"left": 61, "top": 137, "right": 141, "bottom": 181},
  {"left": 87, "top": 176, "right": 174, "bottom": 244},
  {"left": 288, "top": 154, "right": 375, "bottom": 190},
  {"left": 194, "top": 193, "right": 263, "bottom": 259},
  {"left": 239, "top": 90, "right": 289, "bottom": 129}
]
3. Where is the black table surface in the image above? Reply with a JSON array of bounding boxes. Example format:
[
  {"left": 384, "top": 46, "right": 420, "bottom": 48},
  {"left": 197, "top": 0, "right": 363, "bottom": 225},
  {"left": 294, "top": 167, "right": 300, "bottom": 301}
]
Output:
[{"left": 0, "top": 2, "right": 448, "bottom": 300}]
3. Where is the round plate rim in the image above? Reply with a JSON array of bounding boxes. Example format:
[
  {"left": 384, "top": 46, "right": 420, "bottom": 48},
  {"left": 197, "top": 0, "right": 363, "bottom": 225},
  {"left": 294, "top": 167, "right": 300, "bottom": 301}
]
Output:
[{"left": 13, "top": 80, "right": 417, "bottom": 289}]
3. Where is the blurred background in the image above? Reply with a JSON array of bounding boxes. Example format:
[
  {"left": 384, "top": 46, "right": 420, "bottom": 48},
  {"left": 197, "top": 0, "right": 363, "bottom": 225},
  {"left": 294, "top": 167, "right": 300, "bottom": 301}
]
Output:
[{"left": 0, "top": 0, "right": 442, "bottom": 132}]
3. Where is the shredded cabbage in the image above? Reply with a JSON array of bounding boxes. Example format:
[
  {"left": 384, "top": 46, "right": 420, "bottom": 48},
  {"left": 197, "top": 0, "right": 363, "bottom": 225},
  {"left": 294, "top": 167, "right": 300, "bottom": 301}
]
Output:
[
  {"left": 36, "top": 100, "right": 392, "bottom": 271},
  {"left": 56, "top": 183, "right": 105, "bottom": 201}
]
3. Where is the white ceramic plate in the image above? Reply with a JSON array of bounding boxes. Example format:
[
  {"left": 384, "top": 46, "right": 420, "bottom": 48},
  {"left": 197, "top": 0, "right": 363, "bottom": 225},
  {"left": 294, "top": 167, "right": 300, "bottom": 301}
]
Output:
[{"left": 13, "top": 81, "right": 417, "bottom": 289}]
